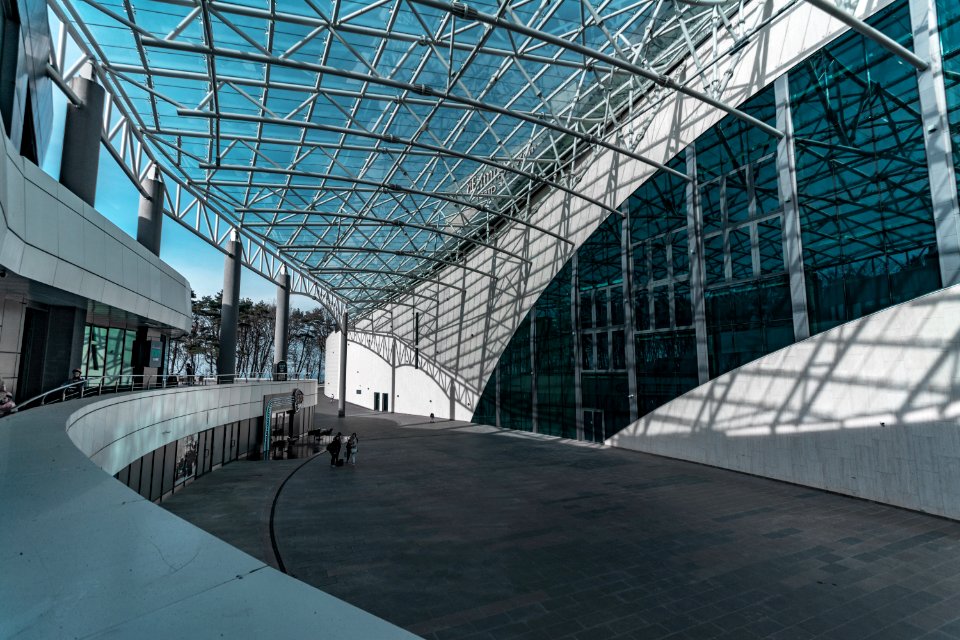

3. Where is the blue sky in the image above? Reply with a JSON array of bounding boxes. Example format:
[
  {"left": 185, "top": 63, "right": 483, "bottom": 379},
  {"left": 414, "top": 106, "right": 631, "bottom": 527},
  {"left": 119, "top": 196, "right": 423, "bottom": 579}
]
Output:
[{"left": 42, "top": 88, "right": 313, "bottom": 311}]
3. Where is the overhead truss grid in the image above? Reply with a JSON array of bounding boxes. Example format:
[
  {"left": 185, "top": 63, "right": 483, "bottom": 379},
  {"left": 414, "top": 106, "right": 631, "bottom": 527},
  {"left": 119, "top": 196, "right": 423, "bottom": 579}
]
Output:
[{"left": 46, "top": 0, "right": 800, "bottom": 317}]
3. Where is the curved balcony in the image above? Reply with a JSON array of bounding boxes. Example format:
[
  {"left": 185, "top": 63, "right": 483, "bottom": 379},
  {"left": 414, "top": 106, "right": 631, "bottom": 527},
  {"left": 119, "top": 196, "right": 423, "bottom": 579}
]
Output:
[{"left": 0, "top": 381, "right": 417, "bottom": 639}]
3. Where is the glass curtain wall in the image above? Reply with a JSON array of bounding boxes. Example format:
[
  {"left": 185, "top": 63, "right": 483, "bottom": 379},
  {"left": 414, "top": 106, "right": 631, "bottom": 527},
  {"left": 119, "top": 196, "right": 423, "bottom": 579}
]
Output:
[
  {"left": 630, "top": 157, "right": 699, "bottom": 415},
  {"left": 579, "top": 215, "right": 630, "bottom": 441},
  {"left": 472, "top": 0, "right": 946, "bottom": 440},
  {"left": 792, "top": 1, "right": 940, "bottom": 334},
  {"left": 939, "top": 0, "right": 960, "bottom": 190},
  {"left": 697, "top": 88, "right": 794, "bottom": 377}
]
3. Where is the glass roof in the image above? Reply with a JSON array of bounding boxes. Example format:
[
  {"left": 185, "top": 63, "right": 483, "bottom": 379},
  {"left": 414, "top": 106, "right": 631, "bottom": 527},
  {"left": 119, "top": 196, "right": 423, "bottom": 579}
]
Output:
[{"left": 55, "top": 0, "right": 746, "bottom": 315}]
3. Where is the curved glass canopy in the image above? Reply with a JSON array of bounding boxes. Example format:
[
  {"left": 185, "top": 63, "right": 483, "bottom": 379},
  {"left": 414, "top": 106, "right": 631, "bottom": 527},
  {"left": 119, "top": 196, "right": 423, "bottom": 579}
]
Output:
[{"left": 52, "top": 0, "right": 750, "bottom": 316}]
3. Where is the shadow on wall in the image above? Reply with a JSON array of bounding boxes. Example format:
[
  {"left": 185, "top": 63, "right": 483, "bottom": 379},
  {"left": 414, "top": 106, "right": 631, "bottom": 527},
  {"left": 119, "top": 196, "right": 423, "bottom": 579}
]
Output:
[{"left": 610, "top": 285, "right": 960, "bottom": 519}]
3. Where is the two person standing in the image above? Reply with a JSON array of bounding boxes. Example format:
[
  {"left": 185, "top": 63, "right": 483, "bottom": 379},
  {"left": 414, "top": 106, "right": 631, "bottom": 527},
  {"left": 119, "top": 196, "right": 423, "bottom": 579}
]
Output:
[{"left": 327, "top": 432, "right": 358, "bottom": 467}]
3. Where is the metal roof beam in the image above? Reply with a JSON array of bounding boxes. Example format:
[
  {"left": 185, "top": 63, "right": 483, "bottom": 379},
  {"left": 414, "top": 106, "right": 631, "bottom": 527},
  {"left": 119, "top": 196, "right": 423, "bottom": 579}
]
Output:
[
  {"left": 309, "top": 267, "right": 465, "bottom": 292},
  {"left": 411, "top": 0, "right": 784, "bottom": 139},
  {"left": 141, "top": 37, "right": 690, "bottom": 181},
  {"left": 179, "top": 108, "right": 621, "bottom": 216},
  {"left": 801, "top": 0, "right": 928, "bottom": 70},
  {"left": 241, "top": 216, "right": 530, "bottom": 264},
  {"left": 200, "top": 163, "right": 574, "bottom": 245},
  {"left": 279, "top": 244, "right": 497, "bottom": 279}
]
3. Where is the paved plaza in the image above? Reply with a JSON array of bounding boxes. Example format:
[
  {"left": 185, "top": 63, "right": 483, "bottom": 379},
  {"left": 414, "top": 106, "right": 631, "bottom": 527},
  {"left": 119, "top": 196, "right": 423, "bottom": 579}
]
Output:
[{"left": 163, "top": 399, "right": 960, "bottom": 640}]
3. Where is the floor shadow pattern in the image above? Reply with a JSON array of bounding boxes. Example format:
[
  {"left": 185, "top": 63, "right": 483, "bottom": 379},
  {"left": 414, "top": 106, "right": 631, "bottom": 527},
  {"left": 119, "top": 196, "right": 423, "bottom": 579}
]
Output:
[{"left": 164, "top": 401, "right": 960, "bottom": 640}]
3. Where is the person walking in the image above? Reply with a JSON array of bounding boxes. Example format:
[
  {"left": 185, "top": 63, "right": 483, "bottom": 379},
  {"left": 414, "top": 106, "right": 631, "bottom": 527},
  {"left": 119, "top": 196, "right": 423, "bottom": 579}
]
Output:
[
  {"left": 327, "top": 432, "right": 342, "bottom": 467},
  {"left": 346, "top": 433, "right": 358, "bottom": 465}
]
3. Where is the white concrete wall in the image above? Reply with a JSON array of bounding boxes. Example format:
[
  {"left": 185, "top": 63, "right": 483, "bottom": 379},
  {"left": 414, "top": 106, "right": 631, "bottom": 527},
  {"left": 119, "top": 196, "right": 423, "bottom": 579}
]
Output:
[
  {"left": 325, "top": 333, "right": 456, "bottom": 417},
  {"left": 68, "top": 380, "right": 318, "bottom": 474},
  {"left": 352, "top": 0, "right": 898, "bottom": 419},
  {"left": 0, "top": 128, "right": 192, "bottom": 332},
  {"left": 610, "top": 284, "right": 960, "bottom": 520}
]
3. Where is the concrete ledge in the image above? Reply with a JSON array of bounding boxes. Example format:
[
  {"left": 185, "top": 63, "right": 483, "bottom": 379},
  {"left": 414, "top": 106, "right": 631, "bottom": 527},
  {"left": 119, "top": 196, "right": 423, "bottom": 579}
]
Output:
[
  {"left": 0, "top": 130, "right": 192, "bottom": 332},
  {"left": 0, "top": 384, "right": 419, "bottom": 639}
]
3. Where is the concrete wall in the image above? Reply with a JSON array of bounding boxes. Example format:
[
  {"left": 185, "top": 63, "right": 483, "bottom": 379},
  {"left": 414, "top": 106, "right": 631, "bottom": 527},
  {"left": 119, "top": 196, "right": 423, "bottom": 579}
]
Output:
[
  {"left": 610, "top": 284, "right": 960, "bottom": 520},
  {"left": 68, "top": 379, "right": 318, "bottom": 475},
  {"left": 349, "top": 0, "right": 898, "bottom": 420},
  {"left": 0, "top": 126, "right": 192, "bottom": 332},
  {"left": 325, "top": 333, "right": 455, "bottom": 418},
  {"left": 0, "top": 385, "right": 416, "bottom": 639}
]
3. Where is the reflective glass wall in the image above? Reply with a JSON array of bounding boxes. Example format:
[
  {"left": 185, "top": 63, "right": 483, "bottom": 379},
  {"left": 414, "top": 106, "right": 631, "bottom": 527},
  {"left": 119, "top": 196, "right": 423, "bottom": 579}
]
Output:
[
  {"left": 80, "top": 324, "right": 137, "bottom": 380},
  {"left": 473, "top": 0, "right": 953, "bottom": 441}
]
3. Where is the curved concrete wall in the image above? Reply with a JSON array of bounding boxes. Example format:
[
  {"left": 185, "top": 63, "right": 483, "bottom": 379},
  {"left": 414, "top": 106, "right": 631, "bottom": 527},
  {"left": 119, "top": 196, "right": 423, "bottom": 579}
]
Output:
[
  {"left": 0, "top": 126, "right": 192, "bottom": 331},
  {"left": 610, "top": 284, "right": 960, "bottom": 520},
  {"left": 68, "top": 380, "right": 317, "bottom": 474},
  {"left": 348, "top": 0, "right": 899, "bottom": 420},
  {"left": 0, "top": 384, "right": 416, "bottom": 639}
]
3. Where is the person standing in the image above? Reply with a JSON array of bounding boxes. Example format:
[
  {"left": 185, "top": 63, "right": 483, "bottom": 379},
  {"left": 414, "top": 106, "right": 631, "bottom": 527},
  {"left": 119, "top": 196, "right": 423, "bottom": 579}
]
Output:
[
  {"left": 327, "top": 432, "right": 342, "bottom": 467},
  {"left": 185, "top": 361, "right": 195, "bottom": 386},
  {"left": 346, "top": 433, "right": 358, "bottom": 465}
]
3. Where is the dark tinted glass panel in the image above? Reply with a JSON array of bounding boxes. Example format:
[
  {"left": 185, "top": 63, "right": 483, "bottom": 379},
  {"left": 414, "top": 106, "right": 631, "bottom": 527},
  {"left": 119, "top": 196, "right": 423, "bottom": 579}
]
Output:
[
  {"left": 161, "top": 442, "right": 176, "bottom": 496},
  {"left": 754, "top": 156, "right": 779, "bottom": 216},
  {"left": 696, "top": 87, "right": 777, "bottom": 183},
  {"left": 633, "top": 245, "right": 648, "bottom": 286},
  {"left": 634, "top": 289, "right": 650, "bottom": 331},
  {"left": 726, "top": 170, "right": 750, "bottom": 224},
  {"left": 651, "top": 238, "right": 668, "bottom": 281},
  {"left": 610, "top": 287, "right": 624, "bottom": 325},
  {"left": 594, "top": 290, "right": 608, "bottom": 327},
  {"left": 674, "top": 281, "right": 692, "bottom": 327},
  {"left": 635, "top": 330, "right": 698, "bottom": 418},
  {"left": 758, "top": 217, "right": 784, "bottom": 274},
  {"left": 138, "top": 453, "right": 153, "bottom": 499},
  {"left": 938, "top": 0, "right": 960, "bottom": 224},
  {"left": 629, "top": 157, "right": 687, "bottom": 242},
  {"left": 533, "top": 263, "right": 577, "bottom": 438},
  {"left": 579, "top": 290, "right": 593, "bottom": 328},
  {"left": 612, "top": 330, "right": 625, "bottom": 370},
  {"left": 701, "top": 182, "right": 723, "bottom": 235},
  {"left": 151, "top": 448, "right": 164, "bottom": 500},
  {"left": 672, "top": 231, "right": 689, "bottom": 276},
  {"left": 792, "top": 1, "right": 940, "bottom": 335},
  {"left": 729, "top": 226, "right": 753, "bottom": 280},
  {"left": 582, "top": 333, "right": 594, "bottom": 370},
  {"left": 653, "top": 287, "right": 670, "bottom": 329},
  {"left": 704, "top": 234, "right": 725, "bottom": 284},
  {"left": 597, "top": 333, "right": 609, "bottom": 370}
]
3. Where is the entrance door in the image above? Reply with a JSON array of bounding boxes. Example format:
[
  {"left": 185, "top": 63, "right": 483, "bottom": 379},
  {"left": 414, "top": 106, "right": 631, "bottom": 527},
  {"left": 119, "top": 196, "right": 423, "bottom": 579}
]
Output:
[
  {"left": 382, "top": 393, "right": 389, "bottom": 412},
  {"left": 583, "top": 410, "right": 605, "bottom": 443},
  {"left": 374, "top": 392, "right": 380, "bottom": 411}
]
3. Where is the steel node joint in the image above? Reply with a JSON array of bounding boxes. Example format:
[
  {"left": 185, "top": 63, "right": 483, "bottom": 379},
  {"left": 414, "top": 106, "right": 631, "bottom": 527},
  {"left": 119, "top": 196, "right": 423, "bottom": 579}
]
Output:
[{"left": 451, "top": 1, "right": 478, "bottom": 20}]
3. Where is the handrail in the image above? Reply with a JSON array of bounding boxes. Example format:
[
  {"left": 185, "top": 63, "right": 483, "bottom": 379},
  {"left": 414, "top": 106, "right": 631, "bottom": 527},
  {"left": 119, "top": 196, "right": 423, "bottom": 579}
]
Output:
[{"left": 11, "top": 372, "right": 316, "bottom": 415}]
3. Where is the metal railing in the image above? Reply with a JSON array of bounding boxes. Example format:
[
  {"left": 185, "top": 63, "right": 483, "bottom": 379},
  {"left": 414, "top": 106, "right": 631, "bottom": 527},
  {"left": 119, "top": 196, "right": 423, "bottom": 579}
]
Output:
[{"left": 10, "top": 372, "right": 315, "bottom": 414}]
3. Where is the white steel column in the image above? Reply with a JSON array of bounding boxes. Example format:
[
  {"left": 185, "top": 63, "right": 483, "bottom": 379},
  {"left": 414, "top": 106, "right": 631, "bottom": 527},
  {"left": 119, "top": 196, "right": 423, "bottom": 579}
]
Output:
[
  {"left": 685, "top": 147, "right": 710, "bottom": 384},
  {"left": 912, "top": 0, "right": 960, "bottom": 287},
  {"left": 338, "top": 311, "right": 348, "bottom": 418},
  {"left": 621, "top": 210, "right": 639, "bottom": 422},
  {"left": 571, "top": 253, "right": 584, "bottom": 440},
  {"left": 775, "top": 74, "right": 812, "bottom": 341}
]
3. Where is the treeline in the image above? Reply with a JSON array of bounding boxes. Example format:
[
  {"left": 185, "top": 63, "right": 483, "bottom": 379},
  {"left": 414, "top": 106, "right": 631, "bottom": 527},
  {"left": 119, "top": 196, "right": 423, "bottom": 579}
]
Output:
[{"left": 166, "top": 293, "right": 335, "bottom": 379}]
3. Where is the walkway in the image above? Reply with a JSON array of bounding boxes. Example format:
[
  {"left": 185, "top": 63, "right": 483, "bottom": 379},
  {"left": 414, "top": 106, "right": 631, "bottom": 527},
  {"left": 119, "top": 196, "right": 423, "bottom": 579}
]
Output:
[{"left": 162, "top": 397, "right": 960, "bottom": 640}]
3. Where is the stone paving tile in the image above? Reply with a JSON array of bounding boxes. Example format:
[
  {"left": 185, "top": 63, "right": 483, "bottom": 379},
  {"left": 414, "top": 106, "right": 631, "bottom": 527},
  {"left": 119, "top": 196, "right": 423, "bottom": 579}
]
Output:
[{"left": 163, "top": 399, "right": 960, "bottom": 640}]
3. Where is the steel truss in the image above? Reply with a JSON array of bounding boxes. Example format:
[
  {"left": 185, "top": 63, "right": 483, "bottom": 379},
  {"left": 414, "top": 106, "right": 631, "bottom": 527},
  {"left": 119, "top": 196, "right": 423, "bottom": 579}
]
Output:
[{"left": 42, "top": 0, "right": 924, "bottom": 317}]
